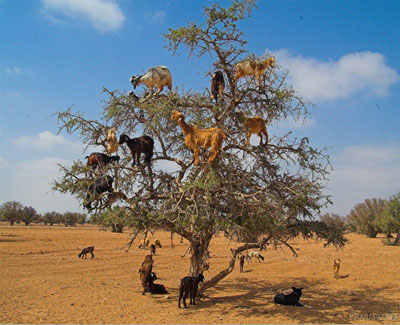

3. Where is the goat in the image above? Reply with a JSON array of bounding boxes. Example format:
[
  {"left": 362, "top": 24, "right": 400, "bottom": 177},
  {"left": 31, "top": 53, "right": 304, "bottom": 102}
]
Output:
[
  {"left": 78, "top": 246, "right": 94, "bottom": 259},
  {"left": 333, "top": 258, "right": 341, "bottom": 279},
  {"left": 154, "top": 239, "right": 162, "bottom": 248},
  {"left": 178, "top": 273, "right": 205, "bottom": 308},
  {"left": 236, "top": 110, "right": 268, "bottom": 146},
  {"left": 139, "top": 255, "right": 154, "bottom": 295},
  {"left": 138, "top": 238, "right": 150, "bottom": 249},
  {"left": 84, "top": 176, "right": 114, "bottom": 210},
  {"left": 246, "top": 250, "right": 264, "bottom": 263},
  {"left": 150, "top": 244, "right": 156, "bottom": 256},
  {"left": 119, "top": 134, "right": 154, "bottom": 167},
  {"left": 274, "top": 287, "right": 304, "bottom": 307},
  {"left": 130, "top": 66, "right": 172, "bottom": 98},
  {"left": 171, "top": 110, "right": 227, "bottom": 165},
  {"left": 239, "top": 255, "right": 245, "bottom": 273},
  {"left": 210, "top": 71, "right": 225, "bottom": 103},
  {"left": 86, "top": 152, "right": 120, "bottom": 170},
  {"left": 234, "top": 56, "right": 275, "bottom": 86},
  {"left": 107, "top": 127, "right": 119, "bottom": 155}
]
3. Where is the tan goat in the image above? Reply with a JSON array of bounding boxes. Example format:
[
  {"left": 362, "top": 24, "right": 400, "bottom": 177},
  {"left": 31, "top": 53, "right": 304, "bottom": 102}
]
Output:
[
  {"left": 333, "top": 258, "right": 341, "bottom": 279},
  {"left": 234, "top": 57, "right": 275, "bottom": 85},
  {"left": 171, "top": 110, "right": 227, "bottom": 165},
  {"left": 237, "top": 110, "right": 268, "bottom": 146},
  {"left": 107, "top": 127, "right": 118, "bottom": 155}
]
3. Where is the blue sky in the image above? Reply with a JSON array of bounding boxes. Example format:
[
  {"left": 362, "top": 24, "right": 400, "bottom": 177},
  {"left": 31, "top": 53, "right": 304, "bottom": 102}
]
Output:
[{"left": 0, "top": 0, "right": 399, "bottom": 215}]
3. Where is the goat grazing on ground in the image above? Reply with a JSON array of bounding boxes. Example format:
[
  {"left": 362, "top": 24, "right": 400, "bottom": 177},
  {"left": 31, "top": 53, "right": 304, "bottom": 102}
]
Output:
[
  {"left": 210, "top": 71, "right": 225, "bottom": 103},
  {"left": 119, "top": 134, "right": 154, "bottom": 167},
  {"left": 246, "top": 250, "right": 264, "bottom": 263},
  {"left": 171, "top": 110, "right": 227, "bottom": 165},
  {"left": 78, "top": 246, "right": 94, "bottom": 259},
  {"left": 84, "top": 176, "right": 114, "bottom": 210},
  {"left": 274, "top": 287, "right": 304, "bottom": 307},
  {"left": 86, "top": 152, "right": 120, "bottom": 170},
  {"left": 333, "top": 258, "right": 341, "bottom": 279},
  {"left": 138, "top": 238, "right": 150, "bottom": 249},
  {"left": 130, "top": 66, "right": 172, "bottom": 98},
  {"left": 178, "top": 273, "right": 205, "bottom": 308},
  {"left": 107, "top": 127, "right": 119, "bottom": 155},
  {"left": 150, "top": 244, "right": 156, "bottom": 256},
  {"left": 154, "top": 239, "right": 162, "bottom": 248},
  {"left": 234, "top": 56, "right": 275, "bottom": 86},
  {"left": 239, "top": 255, "right": 245, "bottom": 273},
  {"left": 236, "top": 110, "right": 268, "bottom": 146}
]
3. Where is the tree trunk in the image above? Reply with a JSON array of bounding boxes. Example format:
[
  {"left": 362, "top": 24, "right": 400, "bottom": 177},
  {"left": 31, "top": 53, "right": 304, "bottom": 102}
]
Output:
[
  {"left": 189, "top": 240, "right": 210, "bottom": 276},
  {"left": 198, "top": 236, "right": 271, "bottom": 295},
  {"left": 393, "top": 233, "right": 400, "bottom": 246},
  {"left": 366, "top": 225, "right": 378, "bottom": 238}
]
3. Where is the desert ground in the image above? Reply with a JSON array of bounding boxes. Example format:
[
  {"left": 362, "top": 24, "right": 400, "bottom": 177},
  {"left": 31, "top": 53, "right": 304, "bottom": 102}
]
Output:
[{"left": 0, "top": 223, "right": 399, "bottom": 324}]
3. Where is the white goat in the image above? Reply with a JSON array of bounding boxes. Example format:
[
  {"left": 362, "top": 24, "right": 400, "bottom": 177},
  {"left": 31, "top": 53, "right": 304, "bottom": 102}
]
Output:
[
  {"left": 130, "top": 66, "right": 172, "bottom": 97},
  {"left": 246, "top": 250, "right": 264, "bottom": 263},
  {"left": 234, "top": 57, "right": 275, "bottom": 86}
]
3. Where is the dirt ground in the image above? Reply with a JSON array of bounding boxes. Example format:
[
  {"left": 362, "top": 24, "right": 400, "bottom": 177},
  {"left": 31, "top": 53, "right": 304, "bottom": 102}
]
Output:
[{"left": 0, "top": 224, "right": 399, "bottom": 324}]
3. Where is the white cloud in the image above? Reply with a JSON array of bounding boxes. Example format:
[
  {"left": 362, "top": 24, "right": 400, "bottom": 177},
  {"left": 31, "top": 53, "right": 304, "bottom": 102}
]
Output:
[
  {"left": 325, "top": 144, "right": 400, "bottom": 215},
  {"left": 42, "top": 0, "right": 125, "bottom": 32},
  {"left": 12, "top": 131, "right": 83, "bottom": 152},
  {"left": 143, "top": 10, "right": 166, "bottom": 24},
  {"left": 269, "top": 49, "right": 399, "bottom": 102},
  {"left": 5, "top": 67, "right": 21, "bottom": 76}
]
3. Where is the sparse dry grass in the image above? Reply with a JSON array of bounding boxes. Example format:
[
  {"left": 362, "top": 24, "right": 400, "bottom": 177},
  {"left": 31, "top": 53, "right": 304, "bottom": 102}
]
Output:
[{"left": 0, "top": 223, "right": 399, "bottom": 324}]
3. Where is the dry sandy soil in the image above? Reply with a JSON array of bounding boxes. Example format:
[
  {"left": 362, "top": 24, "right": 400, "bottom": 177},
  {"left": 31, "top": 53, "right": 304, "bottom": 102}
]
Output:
[{"left": 0, "top": 224, "right": 399, "bottom": 324}]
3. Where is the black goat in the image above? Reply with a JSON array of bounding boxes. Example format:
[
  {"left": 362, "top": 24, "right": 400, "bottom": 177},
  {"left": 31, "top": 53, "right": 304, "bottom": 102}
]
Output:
[
  {"left": 239, "top": 255, "right": 245, "bottom": 273},
  {"left": 86, "top": 152, "right": 120, "bottom": 170},
  {"left": 84, "top": 175, "right": 114, "bottom": 210},
  {"left": 210, "top": 71, "right": 225, "bottom": 103},
  {"left": 178, "top": 273, "right": 205, "bottom": 308},
  {"left": 274, "top": 287, "right": 304, "bottom": 307},
  {"left": 119, "top": 134, "right": 154, "bottom": 166},
  {"left": 150, "top": 244, "right": 156, "bottom": 256},
  {"left": 78, "top": 246, "right": 94, "bottom": 259}
]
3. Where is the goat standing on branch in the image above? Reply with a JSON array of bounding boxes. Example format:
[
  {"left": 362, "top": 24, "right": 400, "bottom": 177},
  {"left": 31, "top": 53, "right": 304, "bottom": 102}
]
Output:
[
  {"left": 171, "top": 110, "right": 227, "bottom": 165},
  {"left": 107, "top": 127, "right": 119, "bottom": 155},
  {"left": 119, "top": 134, "right": 154, "bottom": 167},
  {"left": 210, "top": 71, "right": 225, "bottom": 103},
  {"left": 234, "top": 57, "right": 275, "bottom": 86},
  {"left": 130, "top": 66, "right": 172, "bottom": 98},
  {"left": 236, "top": 110, "right": 268, "bottom": 146},
  {"left": 86, "top": 152, "right": 120, "bottom": 170}
]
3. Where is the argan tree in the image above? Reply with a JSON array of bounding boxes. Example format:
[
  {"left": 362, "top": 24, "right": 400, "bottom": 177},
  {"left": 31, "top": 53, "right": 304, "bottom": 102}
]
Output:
[
  {"left": 378, "top": 193, "right": 400, "bottom": 245},
  {"left": 347, "top": 198, "right": 385, "bottom": 238},
  {"left": 20, "top": 206, "right": 39, "bottom": 226},
  {"left": 53, "top": 0, "right": 347, "bottom": 294},
  {"left": 0, "top": 201, "right": 23, "bottom": 226}
]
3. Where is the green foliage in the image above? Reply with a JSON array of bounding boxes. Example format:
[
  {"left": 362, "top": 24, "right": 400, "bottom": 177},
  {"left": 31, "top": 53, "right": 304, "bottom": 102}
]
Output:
[
  {"left": 52, "top": 0, "right": 347, "bottom": 280},
  {"left": 347, "top": 198, "right": 385, "bottom": 238},
  {"left": 96, "top": 206, "right": 130, "bottom": 233},
  {"left": 0, "top": 201, "right": 24, "bottom": 226},
  {"left": 20, "top": 206, "right": 39, "bottom": 226},
  {"left": 378, "top": 193, "right": 400, "bottom": 245},
  {"left": 43, "top": 211, "right": 63, "bottom": 226}
]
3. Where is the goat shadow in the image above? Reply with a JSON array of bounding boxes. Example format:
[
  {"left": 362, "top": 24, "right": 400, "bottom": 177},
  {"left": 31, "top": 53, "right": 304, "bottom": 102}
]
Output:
[{"left": 337, "top": 274, "right": 350, "bottom": 279}]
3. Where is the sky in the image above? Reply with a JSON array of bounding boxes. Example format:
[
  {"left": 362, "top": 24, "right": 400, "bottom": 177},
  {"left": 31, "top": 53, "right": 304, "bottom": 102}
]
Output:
[{"left": 0, "top": 0, "right": 399, "bottom": 215}]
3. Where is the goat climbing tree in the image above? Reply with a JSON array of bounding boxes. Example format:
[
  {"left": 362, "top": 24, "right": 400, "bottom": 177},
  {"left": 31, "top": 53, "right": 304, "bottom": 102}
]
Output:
[{"left": 53, "top": 0, "right": 347, "bottom": 295}]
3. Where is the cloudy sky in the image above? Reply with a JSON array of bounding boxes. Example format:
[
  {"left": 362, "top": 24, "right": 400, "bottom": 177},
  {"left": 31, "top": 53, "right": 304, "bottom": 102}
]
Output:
[{"left": 0, "top": 0, "right": 399, "bottom": 215}]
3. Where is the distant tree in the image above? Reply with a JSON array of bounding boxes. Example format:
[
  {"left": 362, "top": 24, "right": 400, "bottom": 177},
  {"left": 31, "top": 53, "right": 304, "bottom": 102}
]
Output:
[
  {"left": 20, "top": 206, "right": 39, "bottom": 226},
  {"left": 320, "top": 213, "right": 348, "bottom": 232},
  {"left": 62, "top": 212, "right": 80, "bottom": 227},
  {"left": 0, "top": 201, "right": 24, "bottom": 226},
  {"left": 98, "top": 206, "right": 128, "bottom": 233},
  {"left": 77, "top": 213, "right": 87, "bottom": 225},
  {"left": 378, "top": 194, "right": 400, "bottom": 245},
  {"left": 43, "top": 211, "right": 63, "bottom": 226},
  {"left": 347, "top": 198, "right": 385, "bottom": 238}
]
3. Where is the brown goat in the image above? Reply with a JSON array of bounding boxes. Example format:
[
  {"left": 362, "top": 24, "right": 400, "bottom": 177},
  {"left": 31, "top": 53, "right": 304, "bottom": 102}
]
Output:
[
  {"left": 210, "top": 71, "right": 225, "bottom": 103},
  {"left": 138, "top": 238, "right": 150, "bottom": 249},
  {"left": 239, "top": 255, "right": 245, "bottom": 273},
  {"left": 236, "top": 110, "right": 268, "bottom": 146},
  {"left": 234, "top": 57, "right": 275, "bottom": 86},
  {"left": 107, "top": 127, "right": 119, "bottom": 155},
  {"left": 171, "top": 110, "right": 227, "bottom": 165},
  {"left": 86, "top": 152, "right": 120, "bottom": 170},
  {"left": 119, "top": 134, "right": 154, "bottom": 166},
  {"left": 333, "top": 258, "right": 341, "bottom": 279},
  {"left": 139, "top": 255, "right": 153, "bottom": 295},
  {"left": 154, "top": 239, "right": 162, "bottom": 248}
]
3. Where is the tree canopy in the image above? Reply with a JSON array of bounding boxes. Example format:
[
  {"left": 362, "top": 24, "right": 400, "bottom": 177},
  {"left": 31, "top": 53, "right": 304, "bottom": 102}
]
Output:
[{"left": 53, "top": 0, "right": 347, "bottom": 293}]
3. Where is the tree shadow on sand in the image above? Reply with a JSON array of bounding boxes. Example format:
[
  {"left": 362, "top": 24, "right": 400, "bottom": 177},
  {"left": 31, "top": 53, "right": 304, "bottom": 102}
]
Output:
[{"left": 154, "top": 277, "right": 398, "bottom": 323}]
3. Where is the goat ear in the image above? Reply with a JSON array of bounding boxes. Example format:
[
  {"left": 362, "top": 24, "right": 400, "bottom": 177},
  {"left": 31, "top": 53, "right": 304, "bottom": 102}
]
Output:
[{"left": 292, "top": 286, "right": 296, "bottom": 290}]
